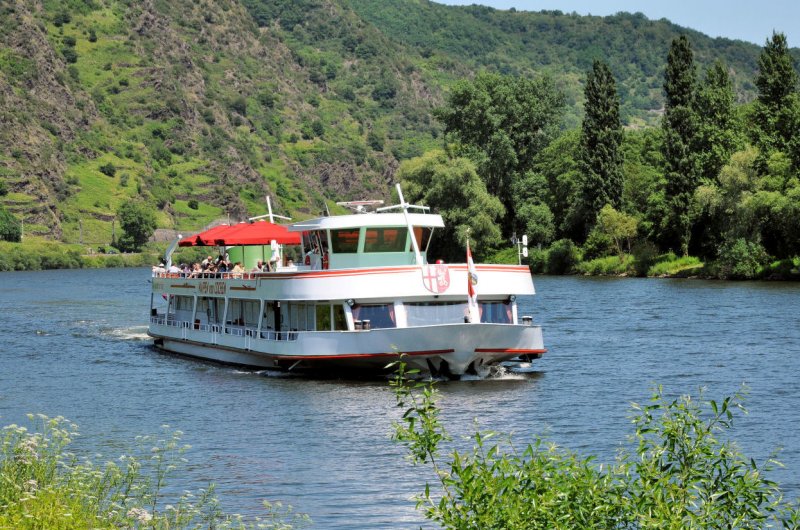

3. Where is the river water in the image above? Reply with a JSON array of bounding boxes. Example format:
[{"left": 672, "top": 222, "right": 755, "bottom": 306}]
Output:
[{"left": 1, "top": 268, "right": 799, "bottom": 527}]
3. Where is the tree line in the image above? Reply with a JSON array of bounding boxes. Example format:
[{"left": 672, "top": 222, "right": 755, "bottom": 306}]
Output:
[{"left": 400, "top": 32, "right": 800, "bottom": 279}]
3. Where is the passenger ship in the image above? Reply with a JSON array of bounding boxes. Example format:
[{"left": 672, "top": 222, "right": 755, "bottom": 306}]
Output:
[{"left": 148, "top": 188, "right": 545, "bottom": 377}]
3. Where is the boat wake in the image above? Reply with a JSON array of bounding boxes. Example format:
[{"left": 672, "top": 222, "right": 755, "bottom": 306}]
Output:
[{"left": 106, "top": 326, "right": 151, "bottom": 341}]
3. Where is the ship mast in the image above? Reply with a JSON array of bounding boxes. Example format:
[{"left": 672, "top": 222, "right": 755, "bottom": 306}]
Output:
[{"left": 377, "top": 183, "right": 428, "bottom": 266}]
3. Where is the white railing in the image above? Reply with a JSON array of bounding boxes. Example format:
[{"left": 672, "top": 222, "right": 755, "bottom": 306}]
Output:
[{"left": 150, "top": 316, "right": 298, "bottom": 342}]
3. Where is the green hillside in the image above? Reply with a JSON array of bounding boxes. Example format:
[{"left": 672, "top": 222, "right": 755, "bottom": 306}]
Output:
[
  {"left": 0, "top": 0, "right": 797, "bottom": 247},
  {"left": 344, "top": 0, "right": 799, "bottom": 127}
]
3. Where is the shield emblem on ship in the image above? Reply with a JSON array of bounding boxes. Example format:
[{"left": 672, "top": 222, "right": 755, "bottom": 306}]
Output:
[{"left": 421, "top": 263, "right": 450, "bottom": 293}]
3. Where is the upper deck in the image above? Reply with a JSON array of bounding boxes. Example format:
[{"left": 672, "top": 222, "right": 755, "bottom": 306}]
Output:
[{"left": 290, "top": 212, "right": 444, "bottom": 269}]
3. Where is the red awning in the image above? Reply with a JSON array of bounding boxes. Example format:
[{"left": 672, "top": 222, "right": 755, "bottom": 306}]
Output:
[
  {"left": 178, "top": 224, "right": 232, "bottom": 247},
  {"left": 178, "top": 221, "right": 301, "bottom": 247}
]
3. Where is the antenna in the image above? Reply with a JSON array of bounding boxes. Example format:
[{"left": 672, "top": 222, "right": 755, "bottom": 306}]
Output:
[
  {"left": 248, "top": 196, "right": 292, "bottom": 223},
  {"left": 336, "top": 200, "right": 385, "bottom": 214}
]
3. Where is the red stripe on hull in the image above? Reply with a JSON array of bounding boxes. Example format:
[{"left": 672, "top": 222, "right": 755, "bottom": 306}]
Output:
[{"left": 474, "top": 348, "right": 547, "bottom": 354}]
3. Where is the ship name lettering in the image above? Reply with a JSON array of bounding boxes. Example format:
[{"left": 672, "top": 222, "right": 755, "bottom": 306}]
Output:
[{"left": 198, "top": 281, "right": 226, "bottom": 295}]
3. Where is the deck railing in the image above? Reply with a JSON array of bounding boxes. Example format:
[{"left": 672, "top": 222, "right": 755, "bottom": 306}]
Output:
[{"left": 149, "top": 315, "right": 298, "bottom": 342}]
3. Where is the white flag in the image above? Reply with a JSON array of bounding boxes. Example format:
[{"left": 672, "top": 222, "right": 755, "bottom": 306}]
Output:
[{"left": 466, "top": 240, "right": 480, "bottom": 323}]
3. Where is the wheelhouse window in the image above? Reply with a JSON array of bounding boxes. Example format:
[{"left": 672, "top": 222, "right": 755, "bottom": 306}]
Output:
[
  {"left": 352, "top": 304, "right": 397, "bottom": 328},
  {"left": 364, "top": 228, "right": 407, "bottom": 253},
  {"left": 412, "top": 227, "right": 433, "bottom": 253},
  {"left": 330, "top": 229, "right": 360, "bottom": 253}
]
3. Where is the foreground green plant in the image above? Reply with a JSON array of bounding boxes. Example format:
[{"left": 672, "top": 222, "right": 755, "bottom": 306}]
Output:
[
  {"left": 391, "top": 367, "right": 800, "bottom": 529},
  {"left": 0, "top": 414, "right": 308, "bottom": 529}
]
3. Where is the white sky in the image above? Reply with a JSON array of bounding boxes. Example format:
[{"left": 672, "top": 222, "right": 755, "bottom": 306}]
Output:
[{"left": 434, "top": 0, "right": 799, "bottom": 46}]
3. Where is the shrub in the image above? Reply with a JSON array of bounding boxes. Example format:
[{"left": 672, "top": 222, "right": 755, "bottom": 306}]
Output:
[
  {"left": 61, "top": 47, "right": 78, "bottom": 64},
  {"left": 98, "top": 162, "right": 116, "bottom": 177},
  {"left": 392, "top": 366, "right": 800, "bottom": 529},
  {"left": 582, "top": 228, "right": 613, "bottom": 260},
  {"left": 88, "top": 28, "right": 97, "bottom": 42},
  {"left": 0, "top": 180, "right": 8, "bottom": 196},
  {"left": 53, "top": 11, "right": 70, "bottom": 26},
  {"left": 714, "top": 238, "right": 769, "bottom": 280},
  {"left": 228, "top": 95, "right": 247, "bottom": 115},
  {"left": 187, "top": 199, "right": 199, "bottom": 210},
  {"left": 631, "top": 240, "right": 660, "bottom": 277},
  {"left": 527, "top": 246, "right": 548, "bottom": 273},
  {"left": 546, "top": 238, "right": 580, "bottom": 274},
  {"left": 0, "top": 206, "right": 21, "bottom": 242}
]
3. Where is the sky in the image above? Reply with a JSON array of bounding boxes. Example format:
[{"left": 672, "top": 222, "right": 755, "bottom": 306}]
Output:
[{"left": 435, "top": 0, "right": 799, "bottom": 46}]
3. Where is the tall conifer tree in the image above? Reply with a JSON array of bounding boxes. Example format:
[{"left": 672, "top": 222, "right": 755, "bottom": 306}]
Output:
[
  {"left": 662, "top": 35, "right": 697, "bottom": 255},
  {"left": 753, "top": 32, "right": 800, "bottom": 171},
  {"left": 579, "top": 59, "right": 623, "bottom": 235},
  {"left": 694, "top": 60, "right": 739, "bottom": 183}
]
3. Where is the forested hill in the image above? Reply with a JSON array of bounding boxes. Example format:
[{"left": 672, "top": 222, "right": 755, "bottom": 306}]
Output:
[
  {"left": 0, "top": 0, "right": 796, "bottom": 246},
  {"left": 344, "top": 0, "right": 799, "bottom": 127}
]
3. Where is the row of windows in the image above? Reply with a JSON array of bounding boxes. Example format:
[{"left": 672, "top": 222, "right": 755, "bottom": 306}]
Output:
[
  {"left": 167, "top": 297, "right": 512, "bottom": 331},
  {"left": 328, "top": 227, "right": 433, "bottom": 254}
]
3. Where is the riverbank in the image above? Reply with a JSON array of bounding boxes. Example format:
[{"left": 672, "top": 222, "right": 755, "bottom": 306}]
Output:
[
  {"left": 0, "top": 240, "right": 159, "bottom": 271},
  {"left": 5, "top": 239, "right": 800, "bottom": 280},
  {"left": 517, "top": 244, "right": 800, "bottom": 281}
]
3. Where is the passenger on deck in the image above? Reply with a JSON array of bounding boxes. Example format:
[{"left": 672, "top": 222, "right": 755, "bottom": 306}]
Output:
[
  {"left": 252, "top": 260, "right": 265, "bottom": 273},
  {"left": 189, "top": 263, "right": 202, "bottom": 277},
  {"left": 231, "top": 262, "right": 244, "bottom": 278},
  {"left": 152, "top": 262, "right": 166, "bottom": 274},
  {"left": 167, "top": 263, "right": 181, "bottom": 274}
]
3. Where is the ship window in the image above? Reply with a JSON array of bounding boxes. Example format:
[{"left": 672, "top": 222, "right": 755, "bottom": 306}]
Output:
[
  {"left": 406, "top": 301, "right": 467, "bottom": 326},
  {"left": 330, "top": 229, "right": 360, "bottom": 253},
  {"left": 412, "top": 227, "right": 433, "bottom": 252},
  {"left": 364, "top": 228, "right": 407, "bottom": 253},
  {"left": 352, "top": 304, "right": 396, "bottom": 328},
  {"left": 197, "top": 297, "right": 224, "bottom": 325},
  {"left": 316, "top": 304, "right": 331, "bottom": 331},
  {"left": 175, "top": 296, "right": 193, "bottom": 311},
  {"left": 479, "top": 301, "right": 512, "bottom": 323},
  {"left": 315, "top": 304, "right": 347, "bottom": 330},
  {"left": 227, "top": 299, "right": 259, "bottom": 327}
]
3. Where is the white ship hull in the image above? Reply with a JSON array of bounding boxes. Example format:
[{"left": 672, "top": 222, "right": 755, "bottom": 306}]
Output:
[{"left": 149, "top": 318, "right": 544, "bottom": 375}]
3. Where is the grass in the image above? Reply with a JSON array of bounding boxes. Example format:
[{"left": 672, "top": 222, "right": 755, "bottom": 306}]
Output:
[
  {"left": 0, "top": 414, "right": 308, "bottom": 529},
  {"left": 576, "top": 254, "right": 634, "bottom": 275},
  {"left": 648, "top": 253, "right": 705, "bottom": 277}
]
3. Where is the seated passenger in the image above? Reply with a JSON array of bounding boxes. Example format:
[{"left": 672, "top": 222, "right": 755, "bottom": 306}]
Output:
[
  {"left": 252, "top": 260, "right": 264, "bottom": 273},
  {"left": 231, "top": 262, "right": 244, "bottom": 278},
  {"left": 152, "top": 262, "right": 166, "bottom": 274}
]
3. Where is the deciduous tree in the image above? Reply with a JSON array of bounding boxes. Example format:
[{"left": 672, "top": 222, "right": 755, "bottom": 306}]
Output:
[
  {"left": 117, "top": 200, "right": 157, "bottom": 252},
  {"left": 435, "top": 72, "right": 564, "bottom": 230},
  {"left": 399, "top": 150, "right": 504, "bottom": 261}
]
